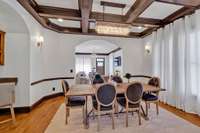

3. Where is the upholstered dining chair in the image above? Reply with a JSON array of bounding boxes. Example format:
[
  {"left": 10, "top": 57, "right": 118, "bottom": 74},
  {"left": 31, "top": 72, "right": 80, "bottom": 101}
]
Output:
[
  {"left": 111, "top": 75, "right": 124, "bottom": 113},
  {"left": 92, "top": 74, "right": 104, "bottom": 84},
  {"left": 92, "top": 84, "right": 116, "bottom": 131},
  {"left": 61, "top": 80, "right": 85, "bottom": 124},
  {"left": 142, "top": 77, "right": 160, "bottom": 117},
  {"left": 117, "top": 82, "right": 143, "bottom": 127}
]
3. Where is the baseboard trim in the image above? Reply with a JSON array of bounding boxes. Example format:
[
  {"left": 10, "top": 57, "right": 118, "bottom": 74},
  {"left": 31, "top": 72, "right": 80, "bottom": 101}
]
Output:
[{"left": 0, "top": 92, "right": 64, "bottom": 115}]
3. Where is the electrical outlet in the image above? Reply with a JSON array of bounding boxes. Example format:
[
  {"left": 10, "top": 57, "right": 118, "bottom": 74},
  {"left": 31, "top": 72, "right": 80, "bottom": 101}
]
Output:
[{"left": 52, "top": 87, "right": 55, "bottom": 91}]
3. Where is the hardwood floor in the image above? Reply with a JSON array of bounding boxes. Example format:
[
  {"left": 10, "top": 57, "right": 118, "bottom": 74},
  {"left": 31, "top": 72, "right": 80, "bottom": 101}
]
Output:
[
  {"left": 0, "top": 96, "right": 200, "bottom": 133},
  {"left": 0, "top": 97, "right": 64, "bottom": 133}
]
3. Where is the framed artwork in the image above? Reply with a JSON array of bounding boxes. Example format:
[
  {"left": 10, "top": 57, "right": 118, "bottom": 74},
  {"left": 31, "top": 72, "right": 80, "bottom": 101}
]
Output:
[{"left": 0, "top": 31, "right": 5, "bottom": 65}]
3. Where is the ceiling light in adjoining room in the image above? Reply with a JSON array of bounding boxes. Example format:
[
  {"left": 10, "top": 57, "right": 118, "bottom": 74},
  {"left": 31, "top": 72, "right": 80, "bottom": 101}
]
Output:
[
  {"left": 57, "top": 18, "right": 63, "bottom": 22},
  {"left": 138, "top": 26, "right": 143, "bottom": 29},
  {"left": 95, "top": 22, "right": 131, "bottom": 36}
]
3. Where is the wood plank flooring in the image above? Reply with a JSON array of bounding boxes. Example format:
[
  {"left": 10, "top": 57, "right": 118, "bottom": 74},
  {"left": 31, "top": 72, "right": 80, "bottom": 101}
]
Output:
[
  {"left": 0, "top": 97, "right": 64, "bottom": 133},
  {"left": 0, "top": 96, "right": 200, "bottom": 133}
]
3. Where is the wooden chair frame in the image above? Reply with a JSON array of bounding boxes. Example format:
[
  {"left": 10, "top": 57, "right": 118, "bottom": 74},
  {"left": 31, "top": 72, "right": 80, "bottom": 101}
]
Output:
[
  {"left": 0, "top": 104, "right": 16, "bottom": 124},
  {"left": 61, "top": 80, "right": 85, "bottom": 125},
  {"left": 143, "top": 77, "right": 160, "bottom": 117},
  {"left": 123, "top": 82, "right": 143, "bottom": 127},
  {"left": 93, "top": 83, "right": 116, "bottom": 131}
]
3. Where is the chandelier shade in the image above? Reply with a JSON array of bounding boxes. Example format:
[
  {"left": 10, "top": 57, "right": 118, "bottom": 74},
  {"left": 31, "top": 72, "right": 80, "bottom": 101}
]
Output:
[{"left": 95, "top": 21, "right": 131, "bottom": 36}]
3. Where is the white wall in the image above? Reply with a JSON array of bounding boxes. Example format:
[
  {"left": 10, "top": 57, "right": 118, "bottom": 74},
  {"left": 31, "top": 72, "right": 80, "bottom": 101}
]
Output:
[
  {"left": 0, "top": 1, "right": 30, "bottom": 107},
  {"left": 2, "top": 0, "right": 152, "bottom": 107}
]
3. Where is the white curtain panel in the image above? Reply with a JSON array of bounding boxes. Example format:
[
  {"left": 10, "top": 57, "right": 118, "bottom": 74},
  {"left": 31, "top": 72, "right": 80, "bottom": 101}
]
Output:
[
  {"left": 75, "top": 55, "right": 92, "bottom": 75},
  {"left": 152, "top": 10, "right": 200, "bottom": 115}
]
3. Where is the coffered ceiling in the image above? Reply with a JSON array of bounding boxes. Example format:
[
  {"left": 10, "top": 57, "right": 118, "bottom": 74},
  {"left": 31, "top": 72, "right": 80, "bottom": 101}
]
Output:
[{"left": 17, "top": 0, "right": 200, "bottom": 38}]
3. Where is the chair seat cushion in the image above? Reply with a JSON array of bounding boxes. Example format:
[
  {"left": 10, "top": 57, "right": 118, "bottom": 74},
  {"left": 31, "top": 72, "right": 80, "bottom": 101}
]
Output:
[
  {"left": 142, "top": 93, "right": 158, "bottom": 101},
  {"left": 117, "top": 97, "right": 139, "bottom": 108},
  {"left": 92, "top": 99, "right": 113, "bottom": 111},
  {"left": 67, "top": 96, "right": 85, "bottom": 106}
]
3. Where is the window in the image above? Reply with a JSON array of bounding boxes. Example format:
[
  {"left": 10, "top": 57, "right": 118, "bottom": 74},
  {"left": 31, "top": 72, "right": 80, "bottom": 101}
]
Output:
[
  {"left": 0, "top": 31, "right": 5, "bottom": 65},
  {"left": 75, "top": 55, "right": 92, "bottom": 75}
]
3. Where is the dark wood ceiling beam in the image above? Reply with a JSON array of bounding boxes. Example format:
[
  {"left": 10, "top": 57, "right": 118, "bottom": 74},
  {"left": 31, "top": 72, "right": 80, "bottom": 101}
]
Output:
[
  {"left": 38, "top": 5, "right": 82, "bottom": 21},
  {"left": 17, "top": 0, "right": 48, "bottom": 27},
  {"left": 100, "top": 1, "right": 126, "bottom": 8},
  {"left": 163, "top": 7, "right": 195, "bottom": 25},
  {"left": 133, "top": 17, "right": 163, "bottom": 27},
  {"left": 155, "top": 0, "right": 200, "bottom": 7},
  {"left": 125, "top": 0, "right": 154, "bottom": 23},
  {"left": 78, "top": 0, "right": 93, "bottom": 33},
  {"left": 140, "top": 27, "right": 158, "bottom": 38}
]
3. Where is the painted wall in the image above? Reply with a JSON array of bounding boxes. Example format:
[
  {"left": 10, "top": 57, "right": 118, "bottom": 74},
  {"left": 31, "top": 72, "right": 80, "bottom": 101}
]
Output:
[
  {"left": 0, "top": 1, "right": 30, "bottom": 107},
  {"left": 2, "top": 0, "right": 151, "bottom": 107}
]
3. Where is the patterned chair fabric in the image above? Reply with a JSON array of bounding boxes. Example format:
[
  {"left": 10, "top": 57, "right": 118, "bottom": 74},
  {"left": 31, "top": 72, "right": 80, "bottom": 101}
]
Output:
[{"left": 75, "top": 71, "right": 89, "bottom": 84}]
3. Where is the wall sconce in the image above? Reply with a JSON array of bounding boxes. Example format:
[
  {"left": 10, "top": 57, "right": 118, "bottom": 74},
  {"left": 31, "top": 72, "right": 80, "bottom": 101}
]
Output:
[
  {"left": 145, "top": 44, "right": 152, "bottom": 55},
  {"left": 36, "top": 36, "right": 44, "bottom": 47}
]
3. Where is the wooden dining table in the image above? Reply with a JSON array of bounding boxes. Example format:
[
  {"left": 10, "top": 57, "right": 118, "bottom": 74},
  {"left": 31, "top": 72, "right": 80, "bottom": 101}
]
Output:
[{"left": 68, "top": 82, "right": 163, "bottom": 129}]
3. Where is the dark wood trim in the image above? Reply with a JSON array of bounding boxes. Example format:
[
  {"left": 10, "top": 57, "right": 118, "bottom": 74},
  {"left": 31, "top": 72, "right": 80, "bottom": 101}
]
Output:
[
  {"left": 108, "top": 47, "right": 121, "bottom": 55},
  {"left": 140, "top": 27, "right": 158, "bottom": 38},
  {"left": 75, "top": 47, "right": 121, "bottom": 56},
  {"left": 124, "top": 75, "right": 152, "bottom": 79},
  {"left": 79, "top": 0, "right": 93, "bottom": 33},
  {"left": 75, "top": 52, "right": 109, "bottom": 56},
  {"left": 30, "top": 92, "right": 63, "bottom": 110},
  {"left": 163, "top": 7, "right": 195, "bottom": 25},
  {"left": 125, "top": 0, "right": 154, "bottom": 23},
  {"left": 17, "top": 0, "right": 200, "bottom": 38},
  {"left": 38, "top": 5, "right": 81, "bottom": 21},
  {"left": 0, "top": 92, "right": 63, "bottom": 114},
  {"left": 155, "top": 0, "right": 199, "bottom": 7},
  {"left": 31, "top": 77, "right": 74, "bottom": 86},
  {"left": 0, "top": 77, "right": 18, "bottom": 85},
  {"left": 100, "top": 1, "right": 126, "bottom": 8}
]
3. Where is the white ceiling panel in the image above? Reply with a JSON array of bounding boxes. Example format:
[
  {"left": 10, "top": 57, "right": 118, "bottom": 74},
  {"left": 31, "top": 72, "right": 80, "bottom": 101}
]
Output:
[
  {"left": 36, "top": 0, "right": 79, "bottom": 9},
  {"left": 92, "top": 0, "right": 136, "bottom": 15},
  {"left": 49, "top": 19, "right": 80, "bottom": 28},
  {"left": 140, "top": 2, "right": 183, "bottom": 19}
]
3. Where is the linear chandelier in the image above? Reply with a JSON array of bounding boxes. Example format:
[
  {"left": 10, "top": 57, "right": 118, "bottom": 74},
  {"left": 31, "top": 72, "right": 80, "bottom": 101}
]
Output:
[
  {"left": 95, "top": 2, "right": 131, "bottom": 36},
  {"left": 95, "top": 21, "right": 131, "bottom": 36}
]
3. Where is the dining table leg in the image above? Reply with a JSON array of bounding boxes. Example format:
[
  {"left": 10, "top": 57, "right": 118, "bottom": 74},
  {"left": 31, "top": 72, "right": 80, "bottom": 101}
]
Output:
[
  {"left": 84, "top": 96, "right": 89, "bottom": 129},
  {"left": 140, "top": 105, "right": 149, "bottom": 120}
]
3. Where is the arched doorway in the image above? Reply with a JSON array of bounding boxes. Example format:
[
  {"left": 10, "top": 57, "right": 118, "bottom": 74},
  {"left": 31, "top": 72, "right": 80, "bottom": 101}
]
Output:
[{"left": 75, "top": 40, "right": 123, "bottom": 76}]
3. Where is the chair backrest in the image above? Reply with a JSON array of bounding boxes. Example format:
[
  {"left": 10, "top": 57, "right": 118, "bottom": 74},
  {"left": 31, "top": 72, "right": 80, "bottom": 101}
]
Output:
[
  {"left": 61, "top": 80, "right": 69, "bottom": 94},
  {"left": 76, "top": 71, "right": 87, "bottom": 78},
  {"left": 125, "top": 82, "right": 143, "bottom": 104},
  {"left": 148, "top": 77, "right": 160, "bottom": 87},
  {"left": 112, "top": 76, "right": 123, "bottom": 83},
  {"left": 96, "top": 84, "right": 116, "bottom": 106},
  {"left": 92, "top": 74, "right": 104, "bottom": 84}
]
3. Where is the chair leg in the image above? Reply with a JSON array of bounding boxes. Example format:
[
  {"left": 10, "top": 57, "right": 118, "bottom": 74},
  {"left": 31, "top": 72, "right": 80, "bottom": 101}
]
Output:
[
  {"left": 148, "top": 103, "right": 151, "bottom": 109},
  {"left": 10, "top": 104, "right": 16, "bottom": 124},
  {"left": 82, "top": 106, "right": 85, "bottom": 124},
  {"left": 97, "top": 110, "right": 100, "bottom": 132},
  {"left": 115, "top": 101, "right": 119, "bottom": 117},
  {"left": 112, "top": 109, "right": 115, "bottom": 129},
  {"left": 126, "top": 109, "right": 128, "bottom": 127},
  {"left": 156, "top": 102, "right": 159, "bottom": 115},
  {"left": 138, "top": 108, "right": 141, "bottom": 125},
  {"left": 65, "top": 107, "right": 70, "bottom": 125},
  {"left": 145, "top": 102, "right": 148, "bottom": 118}
]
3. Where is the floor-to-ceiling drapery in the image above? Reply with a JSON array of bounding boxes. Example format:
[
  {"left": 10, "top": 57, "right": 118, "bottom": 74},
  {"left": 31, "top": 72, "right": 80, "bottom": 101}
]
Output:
[{"left": 152, "top": 10, "right": 200, "bottom": 115}]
